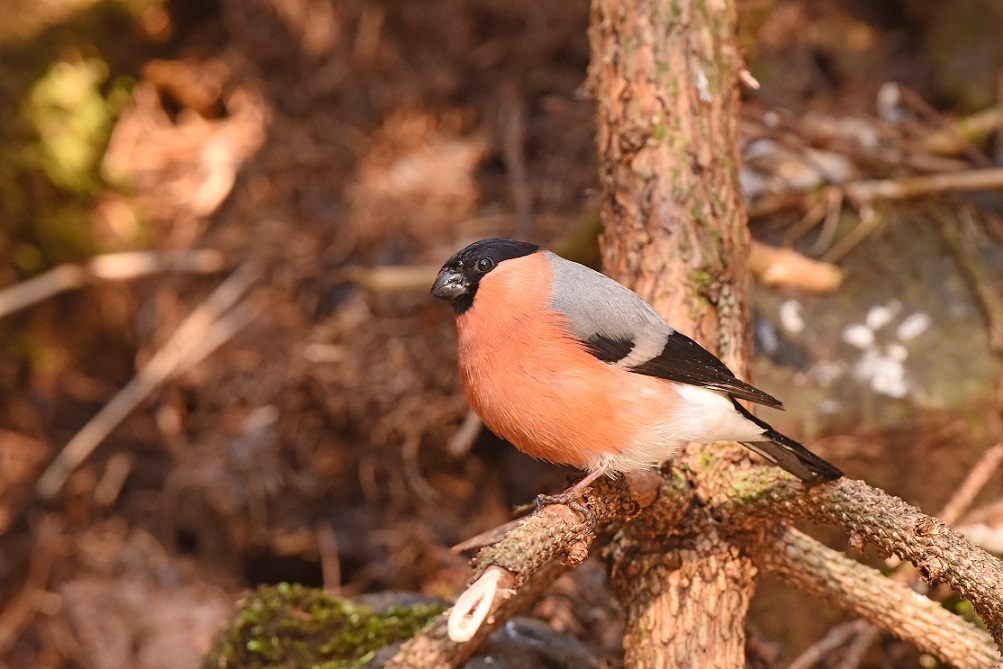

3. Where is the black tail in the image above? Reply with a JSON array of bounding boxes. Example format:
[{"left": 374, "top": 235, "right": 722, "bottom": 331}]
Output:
[{"left": 732, "top": 400, "right": 843, "bottom": 483}]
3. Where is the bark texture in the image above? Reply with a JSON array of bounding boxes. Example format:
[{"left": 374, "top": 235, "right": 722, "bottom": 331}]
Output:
[
  {"left": 589, "top": 0, "right": 755, "bottom": 666},
  {"left": 591, "top": 0, "right": 750, "bottom": 372},
  {"left": 392, "top": 463, "right": 1000, "bottom": 667},
  {"left": 609, "top": 529, "right": 755, "bottom": 668},
  {"left": 742, "top": 526, "right": 1001, "bottom": 669},
  {"left": 712, "top": 469, "right": 1003, "bottom": 645}
]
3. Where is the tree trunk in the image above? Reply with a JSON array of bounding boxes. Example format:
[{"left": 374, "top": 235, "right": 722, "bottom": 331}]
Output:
[
  {"left": 589, "top": 0, "right": 755, "bottom": 666},
  {"left": 609, "top": 531, "right": 755, "bottom": 668}
]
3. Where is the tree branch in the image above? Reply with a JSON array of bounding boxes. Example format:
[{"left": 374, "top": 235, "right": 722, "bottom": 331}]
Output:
[
  {"left": 708, "top": 469, "right": 1003, "bottom": 648},
  {"left": 396, "top": 463, "right": 1003, "bottom": 666},
  {"left": 740, "top": 525, "right": 1000, "bottom": 669}
]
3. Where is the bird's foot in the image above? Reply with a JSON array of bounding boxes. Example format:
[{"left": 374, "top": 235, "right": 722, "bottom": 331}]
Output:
[
  {"left": 535, "top": 469, "right": 605, "bottom": 529},
  {"left": 535, "top": 491, "right": 594, "bottom": 527}
]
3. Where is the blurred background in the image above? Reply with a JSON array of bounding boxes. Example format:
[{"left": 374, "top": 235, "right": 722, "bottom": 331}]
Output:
[{"left": 1, "top": 0, "right": 1002, "bottom": 667}]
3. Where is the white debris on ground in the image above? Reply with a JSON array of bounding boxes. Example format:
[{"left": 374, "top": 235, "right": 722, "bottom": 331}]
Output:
[{"left": 831, "top": 300, "right": 933, "bottom": 398}]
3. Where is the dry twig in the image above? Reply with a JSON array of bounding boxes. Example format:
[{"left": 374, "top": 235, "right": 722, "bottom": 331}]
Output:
[
  {"left": 782, "top": 186, "right": 843, "bottom": 247},
  {"left": 833, "top": 626, "right": 882, "bottom": 669},
  {"left": 315, "top": 519, "right": 342, "bottom": 593},
  {"left": 820, "top": 205, "right": 883, "bottom": 263},
  {"left": 749, "top": 240, "right": 843, "bottom": 292},
  {"left": 35, "top": 261, "right": 261, "bottom": 500},
  {"left": 936, "top": 208, "right": 1003, "bottom": 352},
  {"left": 941, "top": 443, "right": 1003, "bottom": 527},
  {"left": 386, "top": 477, "right": 643, "bottom": 667},
  {"left": 895, "top": 85, "right": 995, "bottom": 168},
  {"left": 845, "top": 167, "right": 1003, "bottom": 205},
  {"left": 446, "top": 410, "right": 483, "bottom": 458},
  {"left": 920, "top": 106, "right": 1003, "bottom": 157},
  {"left": 0, "top": 516, "right": 61, "bottom": 654},
  {"left": 345, "top": 265, "right": 439, "bottom": 294},
  {"left": 499, "top": 83, "right": 533, "bottom": 239},
  {"left": 0, "top": 249, "right": 226, "bottom": 319},
  {"left": 786, "top": 620, "right": 874, "bottom": 669}
]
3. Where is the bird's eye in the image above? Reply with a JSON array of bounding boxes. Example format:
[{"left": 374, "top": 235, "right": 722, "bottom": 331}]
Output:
[{"left": 476, "top": 257, "right": 494, "bottom": 272}]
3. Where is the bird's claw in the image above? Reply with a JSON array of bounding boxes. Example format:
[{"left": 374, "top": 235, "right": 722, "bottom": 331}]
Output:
[{"left": 535, "top": 492, "right": 596, "bottom": 530}]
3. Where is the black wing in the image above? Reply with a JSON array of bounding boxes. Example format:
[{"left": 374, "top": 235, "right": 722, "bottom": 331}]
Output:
[
  {"left": 584, "top": 331, "right": 784, "bottom": 409},
  {"left": 732, "top": 399, "right": 843, "bottom": 482}
]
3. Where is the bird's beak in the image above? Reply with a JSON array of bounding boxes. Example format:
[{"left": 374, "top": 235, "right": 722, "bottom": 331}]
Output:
[{"left": 431, "top": 268, "right": 468, "bottom": 300}]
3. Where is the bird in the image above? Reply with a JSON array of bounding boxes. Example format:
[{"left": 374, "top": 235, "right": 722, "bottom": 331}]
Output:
[{"left": 431, "top": 238, "right": 842, "bottom": 505}]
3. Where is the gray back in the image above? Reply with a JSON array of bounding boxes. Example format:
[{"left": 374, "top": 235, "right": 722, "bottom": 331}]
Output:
[{"left": 544, "top": 251, "right": 673, "bottom": 345}]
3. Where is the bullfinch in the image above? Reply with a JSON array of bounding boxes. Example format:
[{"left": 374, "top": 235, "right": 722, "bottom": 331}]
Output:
[{"left": 431, "top": 238, "right": 842, "bottom": 503}]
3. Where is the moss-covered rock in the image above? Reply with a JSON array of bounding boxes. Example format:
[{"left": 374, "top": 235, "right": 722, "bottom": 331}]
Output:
[{"left": 204, "top": 584, "right": 445, "bottom": 669}]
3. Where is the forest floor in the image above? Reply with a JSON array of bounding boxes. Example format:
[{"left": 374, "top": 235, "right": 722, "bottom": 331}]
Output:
[{"left": 1, "top": 1, "right": 1003, "bottom": 667}]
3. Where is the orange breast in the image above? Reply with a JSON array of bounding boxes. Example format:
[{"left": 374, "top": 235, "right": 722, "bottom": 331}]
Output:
[{"left": 455, "top": 253, "right": 683, "bottom": 470}]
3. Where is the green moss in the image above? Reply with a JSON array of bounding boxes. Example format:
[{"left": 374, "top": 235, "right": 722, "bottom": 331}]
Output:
[
  {"left": 689, "top": 202, "right": 706, "bottom": 224},
  {"left": 25, "top": 57, "right": 115, "bottom": 195},
  {"left": 11, "top": 242, "right": 44, "bottom": 274},
  {"left": 0, "top": 0, "right": 155, "bottom": 271},
  {"left": 669, "top": 0, "right": 683, "bottom": 22},
  {"left": 701, "top": 217, "right": 724, "bottom": 248},
  {"left": 652, "top": 120, "right": 667, "bottom": 142},
  {"left": 686, "top": 293, "right": 714, "bottom": 321},
  {"left": 697, "top": 449, "right": 716, "bottom": 471},
  {"left": 689, "top": 269, "right": 715, "bottom": 292},
  {"left": 7, "top": 332, "right": 63, "bottom": 374},
  {"left": 727, "top": 476, "right": 762, "bottom": 504},
  {"left": 721, "top": 153, "right": 738, "bottom": 188},
  {"left": 708, "top": 189, "right": 726, "bottom": 217},
  {"left": 668, "top": 75, "right": 680, "bottom": 99},
  {"left": 947, "top": 596, "right": 986, "bottom": 629},
  {"left": 621, "top": 34, "right": 640, "bottom": 56},
  {"left": 720, "top": 468, "right": 781, "bottom": 507},
  {"left": 205, "top": 584, "right": 446, "bottom": 669}
]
